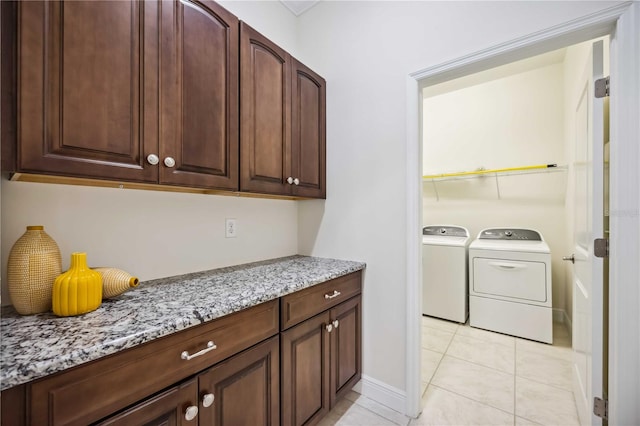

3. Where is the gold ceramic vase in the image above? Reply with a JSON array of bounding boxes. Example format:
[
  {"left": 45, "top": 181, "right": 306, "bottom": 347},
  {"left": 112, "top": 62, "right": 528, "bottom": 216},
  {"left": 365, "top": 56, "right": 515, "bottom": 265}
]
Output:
[
  {"left": 94, "top": 267, "right": 139, "bottom": 299},
  {"left": 52, "top": 252, "right": 103, "bottom": 317},
  {"left": 7, "top": 225, "right": 62, "bottom": 315}
]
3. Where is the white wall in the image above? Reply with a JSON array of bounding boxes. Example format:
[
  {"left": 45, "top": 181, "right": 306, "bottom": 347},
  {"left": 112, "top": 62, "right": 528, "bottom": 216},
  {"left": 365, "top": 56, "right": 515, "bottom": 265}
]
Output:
[
  {"left": 218, "top": 0, "right": 299, "bottom": 58},
  {"left": 296, "top": 0, "right": 622, "bottom": 403},
  {"left": 0, "top": 0, "right": 300, "bottom": 306},
  {"left": 422, "top": 62, "right": 569, "bottom": 316}
]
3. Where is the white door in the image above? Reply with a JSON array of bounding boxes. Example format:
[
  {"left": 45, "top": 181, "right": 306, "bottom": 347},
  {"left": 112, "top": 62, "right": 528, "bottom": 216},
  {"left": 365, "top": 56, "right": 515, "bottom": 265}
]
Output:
[{"left": 571, "top": 40, "right": 605, "bottom": 426}]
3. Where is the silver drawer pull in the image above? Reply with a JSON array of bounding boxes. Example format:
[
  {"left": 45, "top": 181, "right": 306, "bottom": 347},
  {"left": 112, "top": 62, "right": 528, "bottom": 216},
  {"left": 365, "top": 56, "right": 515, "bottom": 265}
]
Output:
[
  {"left": 324, "top": 290, "right": 341, "bottom": 300},
  {"left": 333, "top": 319, "right": 339, "bottom": 329},
  {"left": 181, "top": 341, "right": 216, "bottom": 361},
  {"left": 325, "top": 323, "right": 333, "bottom": 333}
]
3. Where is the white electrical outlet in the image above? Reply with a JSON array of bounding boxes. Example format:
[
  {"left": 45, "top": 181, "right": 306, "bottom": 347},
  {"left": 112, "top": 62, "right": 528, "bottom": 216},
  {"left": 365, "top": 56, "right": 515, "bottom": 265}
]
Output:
[{"left": 225, "top": 218, "right": 237, "bottom": 238}]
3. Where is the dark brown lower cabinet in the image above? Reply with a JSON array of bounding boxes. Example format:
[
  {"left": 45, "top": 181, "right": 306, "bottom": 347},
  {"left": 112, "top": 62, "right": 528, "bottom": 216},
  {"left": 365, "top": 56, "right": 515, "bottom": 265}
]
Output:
[
  {"left": 281, "top": 295, "right": 362, "bottom": 426},
  {"left": 100, "top": 336, "right": 279, "bottom": 426},
  {"left": 97, "top": 379, "right": 199, "bottom": 426},
  {"left": 281, "top": 311, "right": 331, "bottom": 426},
  {"left": 0, "top": 272, "right": 362, "bottom": 426},
  {"left": 330, "top": 296, "right": 362, "bottom": 406},
  {"left": 199, "top": 336, "right": 280, "bottom": 425}
]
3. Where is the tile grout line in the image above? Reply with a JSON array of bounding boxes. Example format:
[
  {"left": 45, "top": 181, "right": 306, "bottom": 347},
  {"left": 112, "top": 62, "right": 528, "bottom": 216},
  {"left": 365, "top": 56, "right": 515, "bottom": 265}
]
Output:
[
  {"left": 347, "top": 395, "right": 409, "bottom": 426},
  {"left": 351, "top": 393, "right": 412, "bottom": 426},
  {"left": 424, "top": 319, "right": 576, "bottom": 426},
  {"left": 428, "top": 326, "right": 516, "bottom": 416},
  {"left": 442, "top": 352, "right": 514, "bottom": 376},
  {"left": 513, "top": 336, "right": 517, "bottom": 426},
  {"left": 429, "top": 383, "right": 516, "bottom": 418},
  {"left": 515, "top": 374, "right": 575, "bottom": 394}
]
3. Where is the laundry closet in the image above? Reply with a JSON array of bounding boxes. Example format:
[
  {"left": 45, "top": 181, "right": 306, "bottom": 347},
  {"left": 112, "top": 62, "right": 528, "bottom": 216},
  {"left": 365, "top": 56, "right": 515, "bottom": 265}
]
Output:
[{"left": 422, "top": 37, "right": 607, "bottom": 339}]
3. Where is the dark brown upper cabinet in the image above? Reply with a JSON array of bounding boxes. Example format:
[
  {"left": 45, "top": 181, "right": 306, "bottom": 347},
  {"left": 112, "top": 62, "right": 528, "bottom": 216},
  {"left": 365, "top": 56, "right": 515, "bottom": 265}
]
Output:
[
  {"left": 5, "top": 1, "right": 325, "bottom": 198},
  {"left": 239, "top": 22, "right": 291, "bottom": 196},
  {"left": 240, "top": 23, "right": 326, "bottom": 199},
  {"left": 16, "top": 1, "right": 160, "bottom": 183},
  {"left": 159, "top": 0, "right": 239, "bottom": 190},
  {"left": 11, "top": 0, "right": 239, "bottom": 190}
]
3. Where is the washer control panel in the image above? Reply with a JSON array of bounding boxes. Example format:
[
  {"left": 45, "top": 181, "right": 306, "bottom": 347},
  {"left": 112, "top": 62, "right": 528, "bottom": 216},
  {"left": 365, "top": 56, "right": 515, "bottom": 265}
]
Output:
[
  {"left": 423, "top": 226, "right": 469, "bottom": 237},
  {"left": 478, "top": 228, "right": 542, "bottom": 241}
]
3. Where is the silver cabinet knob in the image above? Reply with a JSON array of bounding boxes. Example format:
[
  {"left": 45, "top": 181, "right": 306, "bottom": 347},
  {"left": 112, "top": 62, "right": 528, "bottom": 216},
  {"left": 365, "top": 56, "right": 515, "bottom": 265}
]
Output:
[
  {"left": 146, "top": 154, "right": 159, "bottom": 165},
  {"left": 325, "top": 323, "right": 333, "bottom": 333},
  {"left": 287, "top": 177, "right": 294, "bottom": 185},
  {"left": 164, "top": 156, "right": 176, "bottom": 168},
  {"left": 202, "top": 393, "right": 215, "bottom": 408},
  {"left": 184, "top": 405, "right": 198, "bottom": 421},
  {"left": 293, "top": 178, "right": 300, "bottom": 185},
  {"left": 333, "top": 320, "right": 339, "bottom": 329},
  {"left": 562, "top": 254, "right": 575, "bottom": 264}
]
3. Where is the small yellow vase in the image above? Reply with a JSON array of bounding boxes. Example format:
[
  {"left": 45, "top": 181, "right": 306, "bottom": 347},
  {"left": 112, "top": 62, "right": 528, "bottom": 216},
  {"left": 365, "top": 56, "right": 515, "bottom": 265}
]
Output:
[
  {"left": 94, "top": 267, "right": 139, "bottom": 299},
  {"left": 52, "top": 253, "right": 102, "bottom": 317}
]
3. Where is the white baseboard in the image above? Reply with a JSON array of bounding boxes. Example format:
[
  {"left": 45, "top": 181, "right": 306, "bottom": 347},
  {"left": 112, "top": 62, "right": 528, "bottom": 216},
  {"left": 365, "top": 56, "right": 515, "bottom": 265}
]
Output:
[
  {"left": 353, "top": 374, "right": 407, "bottom": 414},
  {"left": 553, "top": 308, "right": 572, "bottom": 340},
  {"left": 552, "top": 308, "right": 565, "bottom": 323},
  {"left": 563, "top": 310, "right": 572, "bottom": 339}
]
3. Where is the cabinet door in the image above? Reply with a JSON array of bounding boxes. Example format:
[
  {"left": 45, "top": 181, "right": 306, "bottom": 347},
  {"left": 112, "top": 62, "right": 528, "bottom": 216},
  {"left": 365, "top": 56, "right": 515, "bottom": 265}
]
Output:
[
  {"left": 290, "top": 59, "right": 326, "bottom": 199},
  {"left": 240, "top": 22, "right": 291, "bottom": 196},
  {"left": 281, "top": 311, "right": 331, "bottom": 426},
  {"left": 18, "top": 1, "right": 159, "bottom": 182},
  {"left": 198, "top": 336, "right": 279, "bottom": 426},
  {"left": 330, "top": 296, "right": 362, "bottom": 406},
  {"left": 159, "top": 0, "right": 239, "bottom": 190},
  {"left": 98, "top": 379, "right": 199, "bottom": 426}
]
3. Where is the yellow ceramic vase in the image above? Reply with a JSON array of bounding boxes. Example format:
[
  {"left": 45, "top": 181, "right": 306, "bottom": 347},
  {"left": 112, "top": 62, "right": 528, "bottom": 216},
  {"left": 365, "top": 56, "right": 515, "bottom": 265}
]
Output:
[
  {"left": 7, "top": 225, "right": 62, "bottom": 315},
  {"left": 52, "top": 253, "right": 102, "bottom": 317},
  {"left": 94, "top": 267, "right": 139, "bottom": 299}
]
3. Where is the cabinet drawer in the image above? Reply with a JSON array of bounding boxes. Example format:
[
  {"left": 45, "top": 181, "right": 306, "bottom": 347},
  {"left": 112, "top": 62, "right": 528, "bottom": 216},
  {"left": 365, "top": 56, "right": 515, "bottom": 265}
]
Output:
[
  {"left": 280, "top": 271, "right": 362, "bottom": 330},
  {"left": 30, "top": 300, "right": 279, "bottom": 426}
]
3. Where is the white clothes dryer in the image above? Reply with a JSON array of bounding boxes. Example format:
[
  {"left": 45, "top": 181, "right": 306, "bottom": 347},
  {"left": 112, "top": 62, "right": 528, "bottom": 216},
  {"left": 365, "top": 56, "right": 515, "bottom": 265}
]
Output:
[
  {"left": 469, "top": 228, "right": 552, "bottom": 343},
  {"left": 422, "top": 225, "right": 471, "bottom": 323}
]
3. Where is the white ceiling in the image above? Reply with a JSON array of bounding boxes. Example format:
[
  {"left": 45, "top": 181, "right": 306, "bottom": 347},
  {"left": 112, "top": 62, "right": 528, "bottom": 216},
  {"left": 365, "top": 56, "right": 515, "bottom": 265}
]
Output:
[{"left": 280, "top": 0, "right": 321, "bottom": 16}]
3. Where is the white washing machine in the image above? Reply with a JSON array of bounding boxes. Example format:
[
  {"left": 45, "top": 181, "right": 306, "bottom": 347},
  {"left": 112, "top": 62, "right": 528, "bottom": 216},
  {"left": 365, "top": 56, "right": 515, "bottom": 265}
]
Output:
[
  {"left": 469, "top": 228, "right": 552, "bottom": 343},
  {"left": 422, "top": 225, "right": 470, "bottom": 323}
]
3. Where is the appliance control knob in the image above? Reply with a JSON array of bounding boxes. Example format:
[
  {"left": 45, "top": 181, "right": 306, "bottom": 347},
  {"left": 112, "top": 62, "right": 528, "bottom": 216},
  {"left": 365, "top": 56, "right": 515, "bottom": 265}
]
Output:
[
  {"left": 504, "top": 230, "right": 513, "bottom": 237},
  {"left": 439, "top": 228, "right": 447, "bottom": 234}
]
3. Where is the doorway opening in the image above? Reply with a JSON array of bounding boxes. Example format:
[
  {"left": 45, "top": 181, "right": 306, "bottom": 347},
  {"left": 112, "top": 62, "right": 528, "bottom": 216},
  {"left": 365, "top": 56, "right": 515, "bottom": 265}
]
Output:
[
  {"left": 418, "top": 36, "right": 609, "bottom": 425},
  {"left": 401, "top": 4, "right": 640, "bottom": 420},
  {"left": 406, "top": 4, "right": 637, "bottom": 423}
]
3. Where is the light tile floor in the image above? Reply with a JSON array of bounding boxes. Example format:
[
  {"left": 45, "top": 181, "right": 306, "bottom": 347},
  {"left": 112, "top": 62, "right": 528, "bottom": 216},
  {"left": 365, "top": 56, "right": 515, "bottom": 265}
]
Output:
[{"left": 322, "top": 316, "right": 579, "bottom": 426}]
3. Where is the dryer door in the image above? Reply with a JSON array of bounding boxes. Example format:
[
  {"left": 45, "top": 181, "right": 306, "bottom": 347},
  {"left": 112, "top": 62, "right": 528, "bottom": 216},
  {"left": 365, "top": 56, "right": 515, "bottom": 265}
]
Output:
[{"left": 472, "top": 257, "right": 548, "bottom": 303}]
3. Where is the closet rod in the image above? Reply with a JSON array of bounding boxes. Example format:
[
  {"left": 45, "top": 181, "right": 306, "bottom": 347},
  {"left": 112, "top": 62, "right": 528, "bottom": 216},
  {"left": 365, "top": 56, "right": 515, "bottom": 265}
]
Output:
[{"left": 423, "top": 163, "right": 558, "bottom": 180}]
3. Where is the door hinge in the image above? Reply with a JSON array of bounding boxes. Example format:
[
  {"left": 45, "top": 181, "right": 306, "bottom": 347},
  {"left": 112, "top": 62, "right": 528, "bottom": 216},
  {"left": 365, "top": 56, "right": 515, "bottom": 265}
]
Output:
[
  {"left": 595, "top": 76, "right": 610, "bottom": 98},
  {"left": 594, "top": 238, "right": 609, "bottom": 258},
  {"left": 594, "top": 397, "right": 608, "bottom": 420}
]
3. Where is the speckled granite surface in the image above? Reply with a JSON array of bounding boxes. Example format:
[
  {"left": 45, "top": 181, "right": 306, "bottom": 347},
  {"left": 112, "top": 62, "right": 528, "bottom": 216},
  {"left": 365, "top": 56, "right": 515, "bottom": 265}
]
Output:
[{"left": 0, "top": 255, "right": 365, "bottom": 391}]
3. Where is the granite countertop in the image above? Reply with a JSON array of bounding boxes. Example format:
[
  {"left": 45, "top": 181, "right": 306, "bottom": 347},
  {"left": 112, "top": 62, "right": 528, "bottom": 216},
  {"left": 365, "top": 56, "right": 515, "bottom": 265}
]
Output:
[{"left": 0, "top": 255, "right": 365, "bottom": 391}]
